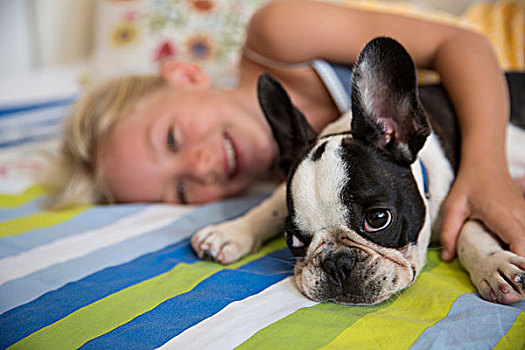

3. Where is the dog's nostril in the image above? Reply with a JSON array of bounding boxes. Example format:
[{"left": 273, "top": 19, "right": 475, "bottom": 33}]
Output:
[
  {"left": 338, "top": 255, "right": 356, "bottom": 275},
  {"left": 322, "top": 253, "right": 356, "bottom": 287},
  {"left": 322, "top": 258, "right": 341, "bottom": 287}
]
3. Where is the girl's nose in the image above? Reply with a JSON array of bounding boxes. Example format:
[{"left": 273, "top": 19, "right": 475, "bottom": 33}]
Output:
[{"left": 186, "top": 142, "right": 220, "bottom": 184}]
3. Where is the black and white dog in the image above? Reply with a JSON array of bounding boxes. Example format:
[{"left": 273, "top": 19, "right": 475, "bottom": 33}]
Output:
[{"left": 192, "top": 37, "right": 525, "bottom": 305}]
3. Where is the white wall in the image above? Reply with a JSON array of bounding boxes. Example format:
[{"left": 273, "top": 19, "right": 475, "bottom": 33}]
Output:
[
  {"left": 31, "top": 0, "right": 95, "bottom": 67},
  {"left": 0, "top": 0, "right": 94, "bottom": 79},
  {"left": 0, "top": 0, "right": 33, "bottom": 79}
]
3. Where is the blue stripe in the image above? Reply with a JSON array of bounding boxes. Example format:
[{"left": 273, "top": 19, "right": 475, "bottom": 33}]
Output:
[
  {"left": 0, "top": 111, "right": 63, "bottom": 127},
  {"left": 0, "top": 224, "right": 190, "bottom": 314},
  {"left": 0, "top": 109, "right": 64, "bottom": 139},
  {"left": 0, "top": 194, "right": 268, "bottom": 313},
  {"left": 0, "top": 204, "right": 149, "bottom": 259},
  {"left": 0, "top": 240, "right": 198, "bottom": 349},
  {"left": 0, "top": 103, "right": 67, "bottom": 136},
  {"left": 411, "top": 293, "right": 525, "bottom": 349},
  {"left": 0, "top": 197, "right": 45, "bottom": 222},
  {"left": 0, "top": 133, "right": 61, "bottom": 149},
  {"left": 0, "top": 97, "right": 75, "bottom": 117},
  {"left": 0, "top": 103, "right": 70, "bottom": 148},
  {"left": 80, "top": 248, "right": 293, "bottom": 350}
]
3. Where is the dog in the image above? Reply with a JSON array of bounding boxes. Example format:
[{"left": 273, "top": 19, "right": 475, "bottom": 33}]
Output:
[{"left": 192, "top": 37, "right": 525, "bottom": 305}]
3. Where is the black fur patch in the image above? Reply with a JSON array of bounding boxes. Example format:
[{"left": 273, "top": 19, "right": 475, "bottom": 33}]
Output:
[
  {"left": 311, "top": 142, "right": 328, "bottom": 161},
  {"left": 338, "top": 138, "right": 425, "bottom": 248},
  {"left": 283, "top": 216, "right": 311, "bottom": 257},
  {"left": 419, "top": 85, "right": 460, "bottom": 173},
  {"left": 419, "top": 72, "right": 525, "bottom": 174},
  {"left": 507, "top": 73, "right": 525, "bottom": 128}
]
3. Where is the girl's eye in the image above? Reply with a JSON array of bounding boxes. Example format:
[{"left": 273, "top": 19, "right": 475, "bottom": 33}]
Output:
[
  {"left": 177, "top": 181, "right": 188, "bottom": 204},
  {"left": 167, "top": 126, "right": 178, "bottom": 152}
]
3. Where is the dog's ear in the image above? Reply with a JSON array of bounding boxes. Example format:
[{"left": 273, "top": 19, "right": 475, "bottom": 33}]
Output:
[
  {"left": 351, "top": 37, "right": 430, "bottom": 166},
  {"left": 258, "top": 73, "right": 318, "bottom": 176}
]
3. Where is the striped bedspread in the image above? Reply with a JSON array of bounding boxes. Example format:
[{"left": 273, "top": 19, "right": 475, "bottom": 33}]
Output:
[{"left": 1, "top": 92, "right": 524, "bottom": 350}]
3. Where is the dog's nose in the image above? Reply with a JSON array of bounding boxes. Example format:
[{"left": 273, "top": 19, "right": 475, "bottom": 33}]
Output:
[{"left": 321, "top": 252, "right": 356, "bottom": 288}]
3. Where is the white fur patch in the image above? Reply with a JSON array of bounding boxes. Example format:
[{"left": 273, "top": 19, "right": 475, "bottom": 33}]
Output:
[
  {"left": 291, "top": 136, "right": 349, "bottom": 233},
  {"left": 507, "top": 124, "right": 525, "bottom": 179},
  {"left": 416, "top": 132, "right": 455, "bottom": 243},
  {"left": 355, "top": 59, "right": 377, "bottom": 118}
]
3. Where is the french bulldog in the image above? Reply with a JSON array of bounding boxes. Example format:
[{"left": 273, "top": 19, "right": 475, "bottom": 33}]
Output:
[{"left": 192, "top": 37, "right": 525, "bottom": 305}]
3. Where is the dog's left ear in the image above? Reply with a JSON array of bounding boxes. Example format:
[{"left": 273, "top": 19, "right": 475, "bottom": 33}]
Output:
[
  {"left": 351, "top": 37, "right": 430, "bottom": 166},
  {"left": 258, "top": 73, "right": 318, "bottom": 176}
]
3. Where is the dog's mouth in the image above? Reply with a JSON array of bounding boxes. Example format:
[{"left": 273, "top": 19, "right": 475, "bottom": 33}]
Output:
[
  {"left": 293, "top": 239, "right": 417, "bottom": 305},
  {"left": 223, "top": 132, "right": 239, "bottom": 179}
]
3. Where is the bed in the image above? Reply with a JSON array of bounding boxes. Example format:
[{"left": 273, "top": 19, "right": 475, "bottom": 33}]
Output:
[{"left": 2, "top": 1, "right": 525, "bottom": 349}]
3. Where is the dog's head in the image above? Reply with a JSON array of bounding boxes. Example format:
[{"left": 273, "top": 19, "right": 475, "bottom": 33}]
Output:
[{"left": 258, "top": 37, "right": 432, "bottom": 305}]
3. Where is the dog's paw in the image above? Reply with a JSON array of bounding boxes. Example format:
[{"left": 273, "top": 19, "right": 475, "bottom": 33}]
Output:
[
  {"left": 472, "top": 251, "right": 525, "bottom": 304},
  {"left": 191, "top": 221, "right": 257, "bottom": 265}
]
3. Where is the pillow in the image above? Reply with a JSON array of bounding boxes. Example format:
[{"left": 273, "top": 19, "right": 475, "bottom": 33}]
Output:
[
  {"left": 89, "top": 0, "right": 480, "bottom": 86},
  {"left": 90, "top": 0, "right": 269, "bottom": 86}
]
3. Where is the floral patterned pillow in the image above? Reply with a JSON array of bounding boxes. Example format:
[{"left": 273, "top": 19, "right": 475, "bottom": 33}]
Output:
[{"left": 90, "top": 0, "right": 268, "bottom": 85}]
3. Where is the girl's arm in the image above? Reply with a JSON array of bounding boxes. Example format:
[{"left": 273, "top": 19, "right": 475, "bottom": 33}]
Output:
[{"left": 246, "top": 0, "right": 525, "bottom": 259}]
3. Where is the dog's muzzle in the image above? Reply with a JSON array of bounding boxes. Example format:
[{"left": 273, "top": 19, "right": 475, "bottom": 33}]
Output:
[{"left": 293, "top": 229, "right": 417, "bottom": 305}]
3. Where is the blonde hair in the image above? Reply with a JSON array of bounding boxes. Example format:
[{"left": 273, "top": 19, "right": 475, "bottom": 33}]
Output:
[{"left": 41, "top": 74, "right": 165, "bottom": 209}]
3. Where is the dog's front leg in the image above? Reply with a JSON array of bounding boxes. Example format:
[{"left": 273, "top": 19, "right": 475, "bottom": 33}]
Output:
[
  {"left": 458, "top": 220, "right": 525, "bottom": 304},
  {"left": 191, "top": 184, "right": 287, "bottom": 264}
]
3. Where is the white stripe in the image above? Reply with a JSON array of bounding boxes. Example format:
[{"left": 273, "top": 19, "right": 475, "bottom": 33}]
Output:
[
  {"left": 0, "top": 138, "right": 59, "bottom": 159},
  {"left": 0, "top": 105, "right": 66, "bottom": 129},
  {"left": 0, "top": 124, "right": 60, "bottom": 144},
  {"left": 0, "top": 176, "right": 35, "bottom": 195},
  {"left": 158, "top": 277, "right": 318, "bottom": 350},
  {"left": 0, "top": 205, "right": 194, "bottom": 285},
  {"left": 0, "top": 139, "right": 59, "bottom": 194}
]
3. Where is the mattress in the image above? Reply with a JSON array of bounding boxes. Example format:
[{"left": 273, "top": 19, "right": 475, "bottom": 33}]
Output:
[{"left": 0, "top": 67, "right": 524, "bottom": 350}]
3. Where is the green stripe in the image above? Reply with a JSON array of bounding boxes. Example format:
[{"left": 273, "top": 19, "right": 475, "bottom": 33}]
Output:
[
  {"left": 238, "top": 296, "right": 391, "bottom": 350},
  {"left": 322, "top": 257, "right": 474, "bottom": 349},
  {"left": 9, "top": 238, "right": 287, "bottom": 350},
  {"left": 493, "top": 311, "right": 525, "bottom": 350},
  {"left": 237, "top": 251, "right": 442, "bottom": 350},
  {"left": 0, "top": 206, "right": 87, "bottom": 237},
  {"left": 0, "top": 185, "right": 45, "bottom": 208}
]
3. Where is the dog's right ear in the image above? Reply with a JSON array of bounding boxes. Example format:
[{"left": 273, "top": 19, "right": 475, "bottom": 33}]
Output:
[
  {"left": 257, "top": 73, "right": 318, "bottom": 176},
  {"left": 350, "top": 37, "right": 430, "bottom": 166}
]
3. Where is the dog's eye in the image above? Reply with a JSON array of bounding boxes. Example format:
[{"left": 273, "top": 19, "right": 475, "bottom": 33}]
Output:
[
  {"left": 291, "top": 235, "right": 304, "bottom": 248},
  {"left": 364, "top": 209, "right": 392, "bottom": 232},
  {"left": 285, "top": 231, "right": 305, "bottom": 248},
  {"left": 285, "top": 232, "right": 304, "bottom": 248}
]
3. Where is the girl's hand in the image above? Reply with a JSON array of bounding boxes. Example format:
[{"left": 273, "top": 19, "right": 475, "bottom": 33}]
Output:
[{"left": 439, "top": 166, "right": 525, "bottom": 261}]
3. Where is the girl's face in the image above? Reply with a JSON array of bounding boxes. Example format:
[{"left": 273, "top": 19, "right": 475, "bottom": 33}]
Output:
[{"left": 98, "top": 86, "right": 277, "bottom": 204}]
